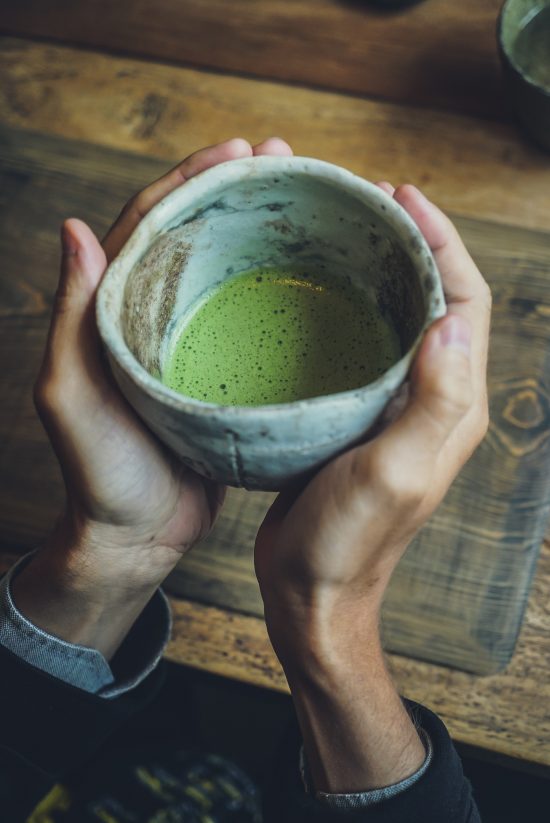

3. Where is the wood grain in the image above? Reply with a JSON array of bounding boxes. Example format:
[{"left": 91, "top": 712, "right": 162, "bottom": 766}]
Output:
[
  {"left": 0, "top": 133, "right": 164, "bottom": 550},
  {"left": 0, "top": 0, "right": 507, "bottom": 118},
  {"left": 2, "top": 126, "right": 550, "bottom": 676},
  {"left": 164, "top": 536, "right": 550, "bottom": 771},
  {"left": 0, "top": 542, "right": 549, "bottom": 770},
  {"left": 2, "top": 37, "right": 549, "bottom": 233}
]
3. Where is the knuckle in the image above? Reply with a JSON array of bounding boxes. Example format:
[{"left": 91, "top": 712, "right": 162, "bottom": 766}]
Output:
[
  {"left": 120, "top": 194, "right": 141, "bottom": 222},
  {"left": 53, "top": 287, "right": 72, "bottom": 316},
  {"left": 479, "top": 280, "right": 492, "bottom": 312},
  {"left": 472, "top": 397, "right": 490, "bottom": 442},
  {"left": 123, "top": 193, "right": 137, "bottom": 212},
  {"left": 368, "top": 449, "right": 427, "bottom": 507},
  {"left": 479, "top": 396, "right": 490, "bottom": 433},
  {"left": 429, "top": 366, "right": 473, "bottom": 420},
  {"left": 33, "top": 373, "right": 60, "bottom": 419},
  {"left": 458, "top": 397, "right": 489, "bottom": 457},
  {"left": 117, "top": 199, "right": 132, "bottom": 220},
  {"left": 128, "top": 191, "right": 146, "bottom": 220},
  {"left": 33, "top": 375, "right": 50, "bottom": 416}
]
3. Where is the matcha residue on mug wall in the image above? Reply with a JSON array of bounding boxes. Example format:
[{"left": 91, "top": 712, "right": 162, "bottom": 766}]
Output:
[{"left": 162, "top": 268, "right": 401, "bottom": 405}]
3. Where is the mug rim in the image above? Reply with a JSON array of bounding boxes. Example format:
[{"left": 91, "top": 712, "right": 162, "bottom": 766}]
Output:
[{"left": 96, "top": 155, "right": 445, "bottom": 420}]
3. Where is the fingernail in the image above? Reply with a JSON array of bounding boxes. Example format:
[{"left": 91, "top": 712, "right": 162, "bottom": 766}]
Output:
[{"left": 439, "top": 315, "right": 471, "bottom": 355}]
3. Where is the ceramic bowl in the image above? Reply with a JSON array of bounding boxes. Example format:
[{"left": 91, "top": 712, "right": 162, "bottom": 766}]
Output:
[
  {"left": 498, "top": 0, "right": 550, "bottom": 152},
  {"left": 96, "top": 156, "right": 445, "bottom": 491}
]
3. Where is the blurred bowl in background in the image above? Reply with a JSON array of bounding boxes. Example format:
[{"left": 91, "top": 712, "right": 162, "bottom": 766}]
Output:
[{"left": 498, "top": 0, "right": 550, "bottom": 151}]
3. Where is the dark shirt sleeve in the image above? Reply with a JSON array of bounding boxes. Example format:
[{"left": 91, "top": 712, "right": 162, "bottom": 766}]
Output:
[
  {"left": 0, "top": 642, "right": 165, "bottom": 822},
  {"left": 264, "top": 699, "right": 481, "bottom": 823}
]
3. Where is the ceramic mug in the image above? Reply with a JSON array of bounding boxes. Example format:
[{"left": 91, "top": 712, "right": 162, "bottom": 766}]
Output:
[{"left": 96, "top": 156, "right": 445, "bottom": 490}]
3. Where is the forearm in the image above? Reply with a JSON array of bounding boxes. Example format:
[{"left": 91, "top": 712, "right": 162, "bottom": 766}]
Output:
[
  {"left": 263, "top": 601, "right": 480, "bottom": 822},
  {"left": 273, "top": 603, "right": 425, "bottom": 795},
  {"left": 288, "top": 647, "right": 425, "bottom": 794}
]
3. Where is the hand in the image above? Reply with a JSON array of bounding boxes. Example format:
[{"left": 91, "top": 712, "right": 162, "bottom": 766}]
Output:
[
  {"left": 254, "top": 184, "right": 491, "bottom": 793},
  {"left": 13, "top": 137, "right": 294, "bottom": 657}
]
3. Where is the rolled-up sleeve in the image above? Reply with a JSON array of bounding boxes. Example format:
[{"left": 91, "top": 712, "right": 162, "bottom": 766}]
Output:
[{"left": 0, "top": 553, "right": 171, "bottom": 697}]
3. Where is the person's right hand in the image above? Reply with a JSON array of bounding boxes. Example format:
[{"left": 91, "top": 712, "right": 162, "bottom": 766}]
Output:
[{"left": 13, "top": 137, "right": 294, "bottom": 658}]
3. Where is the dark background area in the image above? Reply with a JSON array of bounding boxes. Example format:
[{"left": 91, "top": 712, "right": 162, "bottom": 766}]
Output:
[{"left": 119, "top": 662, "right": 550, "bottom": 822}]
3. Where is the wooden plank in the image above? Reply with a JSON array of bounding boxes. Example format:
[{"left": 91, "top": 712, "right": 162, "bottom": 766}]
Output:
[
  {"left": 0, "top": 1, "right": 506, "bottom": 118},
  {"left": 1, "top": 37, "right": 549, "bottom": 234},
  {"left": 1, "top": 544, "right": 549, "bottom": 770},
  {"left": 1, "top": 126, "right": 550, "bottom": 676},
  {"left": 0, "top": 135, "right": 164, "bottom": 550},
  {"left": 164, "top": 534, "right": 550, "bottom": 771}
]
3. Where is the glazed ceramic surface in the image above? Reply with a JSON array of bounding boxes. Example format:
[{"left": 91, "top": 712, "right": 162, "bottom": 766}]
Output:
[
  {"left": 498, "top": 0, "right": 550, "bottom": 151},
  {"left": 97, "top": 156, "right": 445, "bottom": 490}
]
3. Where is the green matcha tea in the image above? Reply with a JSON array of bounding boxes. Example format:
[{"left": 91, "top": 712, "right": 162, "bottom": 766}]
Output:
[{"left": 162, "top": 268, "right": 400, "bottom": 405}]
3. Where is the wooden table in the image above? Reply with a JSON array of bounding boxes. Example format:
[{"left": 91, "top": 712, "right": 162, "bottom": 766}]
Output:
[{"left": 1, "top": 0, "right": 550, "bottom": 775}]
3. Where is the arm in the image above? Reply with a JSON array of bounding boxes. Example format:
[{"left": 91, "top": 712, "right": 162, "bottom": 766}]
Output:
[
  {"left": 255, "top": 184, "right": 490, "bottom": 821},
  {"left": 0, "top": 136, "right": 294, "bottom": 819}
]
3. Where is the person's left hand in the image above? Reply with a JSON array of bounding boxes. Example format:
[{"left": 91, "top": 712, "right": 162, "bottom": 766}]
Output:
[
  {"left": 253, "top": 184, "right": 490, "bottom": 794},
  {"left": 255, "top": 184, "right": 491, "bottom": 666}
]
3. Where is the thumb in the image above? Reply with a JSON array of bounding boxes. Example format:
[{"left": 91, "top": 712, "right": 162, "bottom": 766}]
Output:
[
  {"left": 55, "top": 218, "right": 107, "bottom": 315},
  {"left": 372, "top": 314, "right": 473, "bottom": 464},
  {"left": 44, "top": 219, "right": 107, "bottom": 369}
]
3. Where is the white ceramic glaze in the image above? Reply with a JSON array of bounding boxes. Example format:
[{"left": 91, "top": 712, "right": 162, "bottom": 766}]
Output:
[{"left": 97, "top": 156, "right": 445, "bottom": 490}]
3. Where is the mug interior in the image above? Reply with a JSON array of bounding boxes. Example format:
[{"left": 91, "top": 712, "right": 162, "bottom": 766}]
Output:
[{"left": 121, "top": 170, "right": 427, "bottom": 391}]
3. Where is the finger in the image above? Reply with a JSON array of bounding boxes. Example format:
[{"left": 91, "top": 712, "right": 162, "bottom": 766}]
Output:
[
  {"left": 103, "top": 137, "right": 253, "bottom": 263},
  {"left": 394, "top": 184, "right": 491, "bottom": 399},
  {"left": 40, "top": 219, "right": 107, "bottom": 382},
  {"left": 252, "top": 136, "right": 293, "bottom": 156},
  {"left": 53, "top": 219, "right": 106, "bottom": 329},
  {"left": 393, "top": 184, "right": 488, "bottom": 304},
  {"left": 356, "top": 315, "right": 473, "bottom": 493},
  {"left": 375, "top": 181, "right": 395, "bottom": 196}
]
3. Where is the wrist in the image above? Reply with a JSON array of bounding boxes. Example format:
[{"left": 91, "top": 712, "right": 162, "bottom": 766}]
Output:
[
  {"left": 10, "top": 512, "right": 175, "bottom": 659},
  {"left": 49, "top": 506, "right": 182, "bottom": 595}
]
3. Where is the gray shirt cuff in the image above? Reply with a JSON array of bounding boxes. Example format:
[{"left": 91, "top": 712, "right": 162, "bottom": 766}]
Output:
[
  {"left": 0, "top": 552, "right": 171, "bottom": 698},
  {"left": 300, "top": 727, "right": 433, "bottom": 809}
]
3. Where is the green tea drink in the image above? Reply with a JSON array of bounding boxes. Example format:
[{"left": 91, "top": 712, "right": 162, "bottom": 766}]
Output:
[{"left": 162, "top": 268, "right": 400, "bottom": 405}]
